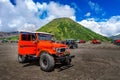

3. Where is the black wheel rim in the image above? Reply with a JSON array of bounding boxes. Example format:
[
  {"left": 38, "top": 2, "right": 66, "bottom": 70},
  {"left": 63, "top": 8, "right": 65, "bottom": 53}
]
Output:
[{"left": 43, "top": 58, "right": 48, "bottom": 66}]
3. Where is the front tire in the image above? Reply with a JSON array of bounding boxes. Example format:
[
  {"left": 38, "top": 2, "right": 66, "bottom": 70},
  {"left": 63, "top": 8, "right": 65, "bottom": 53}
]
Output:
[
  {"left": 18, "top": 55, "right": 26, "bottom": 63},
  {"left": 62, "top": 58, "right": 71, "bottom": 65},
  {"left": 40, "top": 52, "right": 55, "bottom": 72}
]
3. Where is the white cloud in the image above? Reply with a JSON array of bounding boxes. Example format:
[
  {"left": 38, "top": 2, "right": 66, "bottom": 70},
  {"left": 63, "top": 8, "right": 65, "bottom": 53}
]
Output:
[
  {"left": 85, "top": 12, "right": 91, "bottom": 17},
  {"left": 0, "top": 0, "right": 9, "bottom": 2},
  {"left": 78, "top": 16, "right": 120, "bottom": 36},
  {"left": 24, "top": 0, "right": 38, "bottom": 12},
  {"left": 36, "top": 2, "right": 47, "bottom": 10},
  {"left": 0, "top": 19, "right": 2, "bottom": 26},
  {"left": 19, "top": 23, "right": 36, "bottom": 32},
  {"left": 88, "top": 1, "right": 103, "bottom": 14},
  {"left": 0, "top": 0, "right": 75, "bottom": 32},
  {"left": 47, "top": 2, "right": 75, "bottom": 20},
  {"left": 78, "top": 19, "right": 102, "bottom": 35}
]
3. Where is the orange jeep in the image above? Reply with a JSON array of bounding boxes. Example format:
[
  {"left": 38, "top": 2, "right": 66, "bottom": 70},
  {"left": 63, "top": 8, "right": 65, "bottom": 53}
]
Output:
[{"left": 18, "top": 31, "right": 74, "bottom": 71}]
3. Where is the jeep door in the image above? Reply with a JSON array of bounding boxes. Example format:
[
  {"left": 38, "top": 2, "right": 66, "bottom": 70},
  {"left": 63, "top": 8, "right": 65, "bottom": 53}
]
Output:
[{"left": 18, "top": 32, "right": 37, "bottom": 55}]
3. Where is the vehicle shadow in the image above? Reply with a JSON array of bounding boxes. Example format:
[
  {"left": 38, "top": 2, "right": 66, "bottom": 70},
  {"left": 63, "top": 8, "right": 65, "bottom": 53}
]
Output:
[
  {"left": 22, "top": 59, "right": 39, "bottom": 67},
  {"left": 55, "top": 64, "right": 74, "bottom": 72},
  {"left": 22, "top": 59, "right": 74, "bottom": 72}
]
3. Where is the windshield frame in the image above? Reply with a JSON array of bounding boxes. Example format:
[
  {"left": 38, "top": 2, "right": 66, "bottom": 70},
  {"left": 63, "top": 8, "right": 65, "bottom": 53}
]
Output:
[{"left": 38, "top": 33, "right": 54, "bottom": 40}]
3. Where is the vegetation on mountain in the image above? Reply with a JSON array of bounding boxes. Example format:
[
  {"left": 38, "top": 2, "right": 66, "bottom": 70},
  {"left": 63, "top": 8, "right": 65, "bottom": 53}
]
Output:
[{"left": 37, "top": 18, "right": 110, "bottom": 41}]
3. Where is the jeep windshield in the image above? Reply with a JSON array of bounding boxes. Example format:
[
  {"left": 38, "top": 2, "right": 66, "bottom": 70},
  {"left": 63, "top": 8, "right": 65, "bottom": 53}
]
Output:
[{"left": 38, "top": 33, "right": 53, "bottom": 40}]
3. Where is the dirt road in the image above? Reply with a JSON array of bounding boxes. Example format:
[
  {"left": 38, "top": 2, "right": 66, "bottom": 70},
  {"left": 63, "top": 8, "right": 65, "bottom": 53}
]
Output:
[{"left": 0, "top": 43, "right": 120, "bottom": 80}]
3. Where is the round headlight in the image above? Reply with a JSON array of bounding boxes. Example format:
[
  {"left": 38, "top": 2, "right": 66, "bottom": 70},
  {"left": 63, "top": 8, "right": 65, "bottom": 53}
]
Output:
[{"left": 66, "top": 48, "right": 69, "bottom": 51}]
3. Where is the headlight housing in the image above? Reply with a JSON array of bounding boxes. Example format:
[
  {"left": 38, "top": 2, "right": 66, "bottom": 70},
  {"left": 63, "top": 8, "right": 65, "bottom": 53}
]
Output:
[{"left": 53, "top": 47, "right": 70, "bottom": 54}]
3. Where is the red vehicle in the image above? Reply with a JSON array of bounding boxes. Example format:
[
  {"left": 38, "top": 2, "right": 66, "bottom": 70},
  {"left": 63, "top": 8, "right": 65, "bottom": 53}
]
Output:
[
  {"left": 18, "top": 31, "right": 74, "bottom": 72},
  {"left": 91, "top": 39, "right": 101, "bottom": 44},
  {"left": 79, "top": 40, "right": 86, "bottom": 43},
  {"left": 113, "top": 39, "right": 120, "bottom": 45},
  {"left": 116, "top": 39, "right": 120, "bottom": 43}
]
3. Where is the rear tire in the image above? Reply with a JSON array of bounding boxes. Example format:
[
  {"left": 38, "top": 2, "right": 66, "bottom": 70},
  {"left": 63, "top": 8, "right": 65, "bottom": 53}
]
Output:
[{"left": 40, "top": 52, "right": 55, "bottom": 72}]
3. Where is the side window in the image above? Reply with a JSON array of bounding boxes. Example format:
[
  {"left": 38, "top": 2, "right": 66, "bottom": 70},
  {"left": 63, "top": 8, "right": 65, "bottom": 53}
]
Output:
[
  {"left": 28, "top": 34, "right": 31, "bottom": 41},
  {"left": 31, "top": 34, "right": 36, "bottom": 41},
  {"left": 21, "top": 33, "right": 36, "bottom": 41},
  {"left": 22, "top": 34, "right": 27, "bottom": 40}
]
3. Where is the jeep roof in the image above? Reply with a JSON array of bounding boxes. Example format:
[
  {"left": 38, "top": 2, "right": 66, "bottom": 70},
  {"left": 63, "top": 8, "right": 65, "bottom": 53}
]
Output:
[{"left": 19, "top": 31, "right": 53, "bottom": 35}]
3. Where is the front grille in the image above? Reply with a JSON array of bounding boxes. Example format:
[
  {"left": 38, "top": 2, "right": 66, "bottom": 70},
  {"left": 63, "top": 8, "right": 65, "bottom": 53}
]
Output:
[
  {"left": 60, "top": 48, "right": 66, "bottom": 52},
  {"left": 57, "top": 48, "right": 66, "bottom": 53}
]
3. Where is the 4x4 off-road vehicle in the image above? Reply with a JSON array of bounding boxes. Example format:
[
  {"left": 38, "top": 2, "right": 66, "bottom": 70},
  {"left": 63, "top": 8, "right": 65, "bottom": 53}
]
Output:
[
  {"left": 62, "top": 39, "right": 78, "bottom": 49},
  {"left": 91, "top": 39, "right": 101, "bottom": 44},
  {"left": 18, "top": 31, "right": 74, "bottom": 72},
  {"left": 112, "top": 39, "right": 120, "bottom": 45}
]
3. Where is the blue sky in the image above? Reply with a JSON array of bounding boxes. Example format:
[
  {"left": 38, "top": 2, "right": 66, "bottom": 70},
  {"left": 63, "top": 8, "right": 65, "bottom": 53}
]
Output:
[
  {"left": 10, "top": 0, "right": 120, "bottom": 21},
  {"left": 0, "top": 0, "right": 120, "bottom": 36},
  {"left": 35, "top": 0, "right": 120, "bottom": 21}
]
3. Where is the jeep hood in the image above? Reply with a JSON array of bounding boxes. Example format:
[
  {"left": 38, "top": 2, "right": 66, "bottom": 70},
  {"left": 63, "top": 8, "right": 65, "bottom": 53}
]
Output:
[
  {"left": 52, "top": 42, "right": 67, "bottom": 48},
  {"left": 38, "top": 40, "right": 67, "bottom": 48}
]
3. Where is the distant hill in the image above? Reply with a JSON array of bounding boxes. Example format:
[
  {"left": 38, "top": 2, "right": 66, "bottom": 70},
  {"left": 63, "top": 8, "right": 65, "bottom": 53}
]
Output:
[
  {"left": 0, "top": 31, "right": 19, "bottom": 41},
  {"left": 6, "top": 36, "right": 19, "bottom": 41},
  {"left": 110, "top": 34, "right": 120, "bottom": 40},
  {"left": 37, "top": 18, "right": 110, "bottom": 41},
  {"left": 0, "top": 31, "right": 19, "bottom": 38}
]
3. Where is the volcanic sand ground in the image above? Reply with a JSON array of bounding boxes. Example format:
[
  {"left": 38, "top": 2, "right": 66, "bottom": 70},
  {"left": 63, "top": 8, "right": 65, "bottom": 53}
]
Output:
[{"left": 0, "top": 43, "right": 120, "bottom": 80}]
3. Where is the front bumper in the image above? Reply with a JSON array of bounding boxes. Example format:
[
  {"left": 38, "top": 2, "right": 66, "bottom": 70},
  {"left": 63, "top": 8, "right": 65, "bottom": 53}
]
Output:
[{"left": 56, "top": 55, "right": 75, "bottom": 63}]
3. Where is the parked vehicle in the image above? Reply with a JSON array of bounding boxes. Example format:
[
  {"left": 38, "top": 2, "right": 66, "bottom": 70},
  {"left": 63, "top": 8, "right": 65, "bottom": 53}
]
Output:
[
  {"left": 1, "top": 38, "right": 8, "bottom": 43},
  {"left": 91, "top": 39, "right": 101, "bottom": 44},
  {"left": 79, "top": 40, "right": 86, "bottom": 43},
  {"left": 63, "top": 39, "right": 78, "bottom": 49},
  {"left": 18, "top": 31, "right": 74, "bottom": 72},
  {"left": 112, "top": 39, "right": 120, "bottom": 45}
]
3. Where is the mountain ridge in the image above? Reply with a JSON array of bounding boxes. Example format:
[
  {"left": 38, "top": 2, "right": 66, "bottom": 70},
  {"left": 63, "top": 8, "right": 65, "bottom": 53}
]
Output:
[
  {"left": 37, "top": 18, "right": 110, "bottom": 41},
  {"left": 110, "top": 34, "right": 120, "bottom": 40},
  {"left": 0, "top": 31, "right": 19, "bottom": 38}
]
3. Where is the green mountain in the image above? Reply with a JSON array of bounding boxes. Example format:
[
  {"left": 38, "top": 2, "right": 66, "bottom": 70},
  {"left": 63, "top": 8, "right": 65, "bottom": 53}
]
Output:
[{"left": 37, "top": 18, "right": 110, "bottom": 41}]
